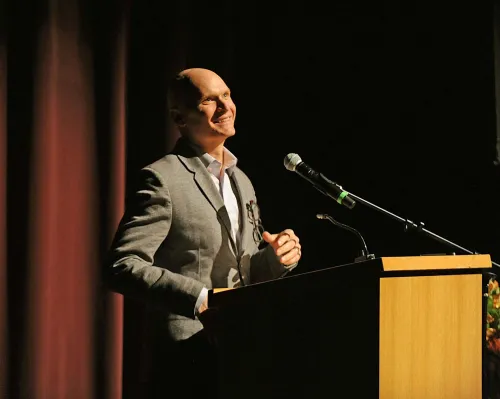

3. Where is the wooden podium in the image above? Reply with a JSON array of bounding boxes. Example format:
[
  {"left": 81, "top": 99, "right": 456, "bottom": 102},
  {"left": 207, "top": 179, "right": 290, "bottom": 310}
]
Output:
[{"left": 208, "top": 254, "right": 492, "bottom": 399}]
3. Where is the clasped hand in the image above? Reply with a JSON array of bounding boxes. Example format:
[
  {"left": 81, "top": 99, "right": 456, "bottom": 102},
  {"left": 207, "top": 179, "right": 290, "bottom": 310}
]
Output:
[
  {"left": 198, "top": 228, "right": 301, "bottom": 317},
  {"left": 262, "top": 229, "right": 301, "bottom": 266}
]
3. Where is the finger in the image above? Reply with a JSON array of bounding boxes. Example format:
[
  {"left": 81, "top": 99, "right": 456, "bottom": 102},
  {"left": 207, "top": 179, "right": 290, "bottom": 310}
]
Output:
[
  {"left": 276, "top": 238, "right": 298, "bottom": 256},
  {"left": 282, "top": 251, "right": 301, "bottom": 266},
  {"left": 262, "top": 231, "right": 278, "bottom": 243},
  {"left": 276, "top": 232, "right": 291, "bottom": 247},
  {"left": 285, "top": 254, "right": 301, "bottom": 266},
  {"left": 280, "top": 229, "right": 299, "bottom": 245},
  {"left": 282, "top": 229, "right": 296, "bottom": 239},
  {"left": 280, "top": 245, "right": 301, "bottom": 264}
]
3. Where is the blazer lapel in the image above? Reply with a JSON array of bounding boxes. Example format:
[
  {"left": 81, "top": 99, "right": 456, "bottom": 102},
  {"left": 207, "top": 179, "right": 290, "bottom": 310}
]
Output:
[
  {"left": 175, "top": 143, "right": 238, "bottom": 257},
  {"left": 228, "top": 168, "right": 251, "bottom": 255}
]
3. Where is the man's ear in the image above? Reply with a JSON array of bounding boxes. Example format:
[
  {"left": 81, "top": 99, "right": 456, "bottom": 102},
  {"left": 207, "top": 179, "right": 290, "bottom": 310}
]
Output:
[{"left": 170, "top": 109, "right": 186, "bottom": 127}]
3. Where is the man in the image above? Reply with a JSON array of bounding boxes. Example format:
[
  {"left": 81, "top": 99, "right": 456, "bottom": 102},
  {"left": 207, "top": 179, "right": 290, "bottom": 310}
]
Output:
[{"left": 105, "top": 68, "right": 302, "bottom": 398}]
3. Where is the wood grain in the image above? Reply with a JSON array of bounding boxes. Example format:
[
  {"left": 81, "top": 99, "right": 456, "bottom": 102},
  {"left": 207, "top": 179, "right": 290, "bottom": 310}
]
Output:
[{"left": 379, "top": 274, "right": 483, "bottom": 399}]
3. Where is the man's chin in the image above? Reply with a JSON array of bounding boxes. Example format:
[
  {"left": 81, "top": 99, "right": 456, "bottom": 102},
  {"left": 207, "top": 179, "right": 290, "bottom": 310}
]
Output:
[{"left": 214, "top": 128, "right": 236, "bottom": 138}]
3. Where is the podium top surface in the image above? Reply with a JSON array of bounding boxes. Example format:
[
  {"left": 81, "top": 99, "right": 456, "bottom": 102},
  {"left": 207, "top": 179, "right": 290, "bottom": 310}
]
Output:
[
  {"left": 380, "top": 254, "right": 491, "bottom": 271},
  {"left": 211, "top": 254, "right": 492, "bottom": 296}
]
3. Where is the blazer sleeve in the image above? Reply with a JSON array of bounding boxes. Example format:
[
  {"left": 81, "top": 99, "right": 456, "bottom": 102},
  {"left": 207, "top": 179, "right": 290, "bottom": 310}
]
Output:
[
  {"left": 104, "top": 167, "right": 205, "bottom": 319},
  {"left": 249, "top": 244, "right": 298, "bottom": 283}
]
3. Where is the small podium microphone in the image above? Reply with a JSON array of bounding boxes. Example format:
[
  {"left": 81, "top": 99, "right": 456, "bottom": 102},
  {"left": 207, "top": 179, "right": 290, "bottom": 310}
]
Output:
[
  {"left": 317, "top": 213, "right": 375, "bottom": 262},
  {"left": 284, "top": 153, "right": 356, "bottom": 209}
]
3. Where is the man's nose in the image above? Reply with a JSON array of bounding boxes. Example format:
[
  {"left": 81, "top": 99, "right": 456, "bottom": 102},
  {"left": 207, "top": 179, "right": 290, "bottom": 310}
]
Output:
[{"left": 216, "top": 99, "right": 231, "bottom": 111}]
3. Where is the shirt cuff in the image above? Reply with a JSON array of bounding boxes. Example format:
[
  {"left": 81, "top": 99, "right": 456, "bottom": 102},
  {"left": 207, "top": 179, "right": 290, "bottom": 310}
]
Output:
[
  {"left": 284, "top": 261, "right": 298, "bottom": 270},
  {"left": 194, "top": 287, "right": 209, "bottom": 317}
]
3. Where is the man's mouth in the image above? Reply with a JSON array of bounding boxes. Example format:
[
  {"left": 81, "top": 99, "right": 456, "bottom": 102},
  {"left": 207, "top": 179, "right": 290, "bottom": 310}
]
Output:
[{"left": 214, "top": 116, "right": 232, "bottom": 124}]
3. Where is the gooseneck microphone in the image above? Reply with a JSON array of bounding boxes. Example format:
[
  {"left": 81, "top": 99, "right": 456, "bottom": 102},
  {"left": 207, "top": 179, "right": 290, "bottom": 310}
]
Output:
[
  {"left": 316, "top": 213, "right": 375, "bottom": 262},
  {"left": 284, "top": 153, "right": 356, "bottom": 209}
]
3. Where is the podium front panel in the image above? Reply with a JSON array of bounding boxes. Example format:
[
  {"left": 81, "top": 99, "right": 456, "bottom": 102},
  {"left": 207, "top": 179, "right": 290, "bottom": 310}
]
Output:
[{"left": 379, "top": 273, "right": 483, "bottom": 399}]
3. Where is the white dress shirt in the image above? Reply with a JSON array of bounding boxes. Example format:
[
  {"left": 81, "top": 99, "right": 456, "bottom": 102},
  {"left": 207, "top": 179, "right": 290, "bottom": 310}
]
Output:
[
  {"left": 195, "top": 147, "right": 241, "bottom": 315},
  {"left": 200, "top": 148, "right": 240, "bottom": 246}
]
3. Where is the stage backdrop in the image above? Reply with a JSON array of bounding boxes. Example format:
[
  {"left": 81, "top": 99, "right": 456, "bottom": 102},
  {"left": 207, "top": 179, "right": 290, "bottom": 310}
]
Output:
[{"left": 3, "top": 0, "right": 500, "bottom": 398}]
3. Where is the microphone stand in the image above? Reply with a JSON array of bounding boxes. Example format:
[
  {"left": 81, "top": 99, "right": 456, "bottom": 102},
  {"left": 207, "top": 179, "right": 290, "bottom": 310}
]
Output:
[{"left": 344, "top": 191, "right": 500, "bottom": 269}]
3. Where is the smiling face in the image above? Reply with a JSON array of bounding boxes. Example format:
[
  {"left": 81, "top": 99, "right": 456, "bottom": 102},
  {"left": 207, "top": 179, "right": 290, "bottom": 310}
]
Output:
[{"left": 170, "top": 68, "right": 236, "bottom": 149}]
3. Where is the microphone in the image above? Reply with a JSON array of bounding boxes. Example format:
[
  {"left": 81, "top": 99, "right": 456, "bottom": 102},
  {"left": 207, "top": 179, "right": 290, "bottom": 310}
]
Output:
[
  {"left": 284, "top": 153, "right": 356, "bottom": 209},
  {"left": 316, "top": 213, "right": 374, "bottom": 262}
]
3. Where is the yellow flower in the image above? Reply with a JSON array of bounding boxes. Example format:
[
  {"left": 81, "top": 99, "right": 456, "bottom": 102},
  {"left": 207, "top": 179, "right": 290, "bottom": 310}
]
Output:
[
  {"left": 489, "top": 279, "right": 499, "bottom": 294},
  {"left": 493, "top": 294, "right": 500, "bottom": 309}
]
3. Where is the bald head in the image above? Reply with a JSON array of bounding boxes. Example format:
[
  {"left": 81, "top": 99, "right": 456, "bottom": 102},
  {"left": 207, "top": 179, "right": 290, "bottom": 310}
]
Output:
[
  {"left": 180, "top": 68, "right": 223, "bottom": 85},
  {"left": 167, "top": 68, "right": 225, "bottom": 111},
  {"left": 166, "top": 67, "right": 236, "bottom": 145}
]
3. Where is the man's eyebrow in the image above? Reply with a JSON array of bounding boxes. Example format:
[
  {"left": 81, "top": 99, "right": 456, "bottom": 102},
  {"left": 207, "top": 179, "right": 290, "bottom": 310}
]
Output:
[{"left": 202, "top": 88, "right": 231, "bottom": 98}]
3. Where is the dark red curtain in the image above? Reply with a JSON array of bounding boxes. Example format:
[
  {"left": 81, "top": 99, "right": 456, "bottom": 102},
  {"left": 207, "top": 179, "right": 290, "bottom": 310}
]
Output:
[
  {"left": 5, "top": 0, "right": 131, "bottom": 397},
  {"left": 5, "top": 0, "right": 199, "bottom": 395},
  {"left": 1, "top": 21, "right": 7, "bottom": 399},
  {"left": 27, "top": 16, "right": 95, "bottom": 398}
]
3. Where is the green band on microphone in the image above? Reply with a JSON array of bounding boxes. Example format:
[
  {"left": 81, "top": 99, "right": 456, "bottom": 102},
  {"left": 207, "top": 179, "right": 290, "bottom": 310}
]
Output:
[{"left": 337, "top": 191, "right": 349, "bottom": 205}]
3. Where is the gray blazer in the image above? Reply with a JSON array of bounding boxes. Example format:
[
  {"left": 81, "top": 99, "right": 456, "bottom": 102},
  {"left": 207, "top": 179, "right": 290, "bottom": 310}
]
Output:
[{"left": 105, "top": 138, "right": 296, "bottom": 341}]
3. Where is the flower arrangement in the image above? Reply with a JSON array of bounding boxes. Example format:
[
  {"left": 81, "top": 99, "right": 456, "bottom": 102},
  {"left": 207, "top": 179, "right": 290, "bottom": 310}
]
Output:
[{"left": 487, "top": 277, "right": 500, "bottom": 354}]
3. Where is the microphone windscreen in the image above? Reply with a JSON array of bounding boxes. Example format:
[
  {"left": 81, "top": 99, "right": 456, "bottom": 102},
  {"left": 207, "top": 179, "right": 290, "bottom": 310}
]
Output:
[{"left": 284, "top": 153, "right": 302, "bottom": 171}]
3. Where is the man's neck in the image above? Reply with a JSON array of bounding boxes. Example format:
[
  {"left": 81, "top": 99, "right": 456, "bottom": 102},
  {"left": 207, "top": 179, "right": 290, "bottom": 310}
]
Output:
[
  {"left": 182, "top": 134, "right": 226, "bottom": 163},
  {"left": 207, "top": 144, "right": 225, "bottom": 164}
]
